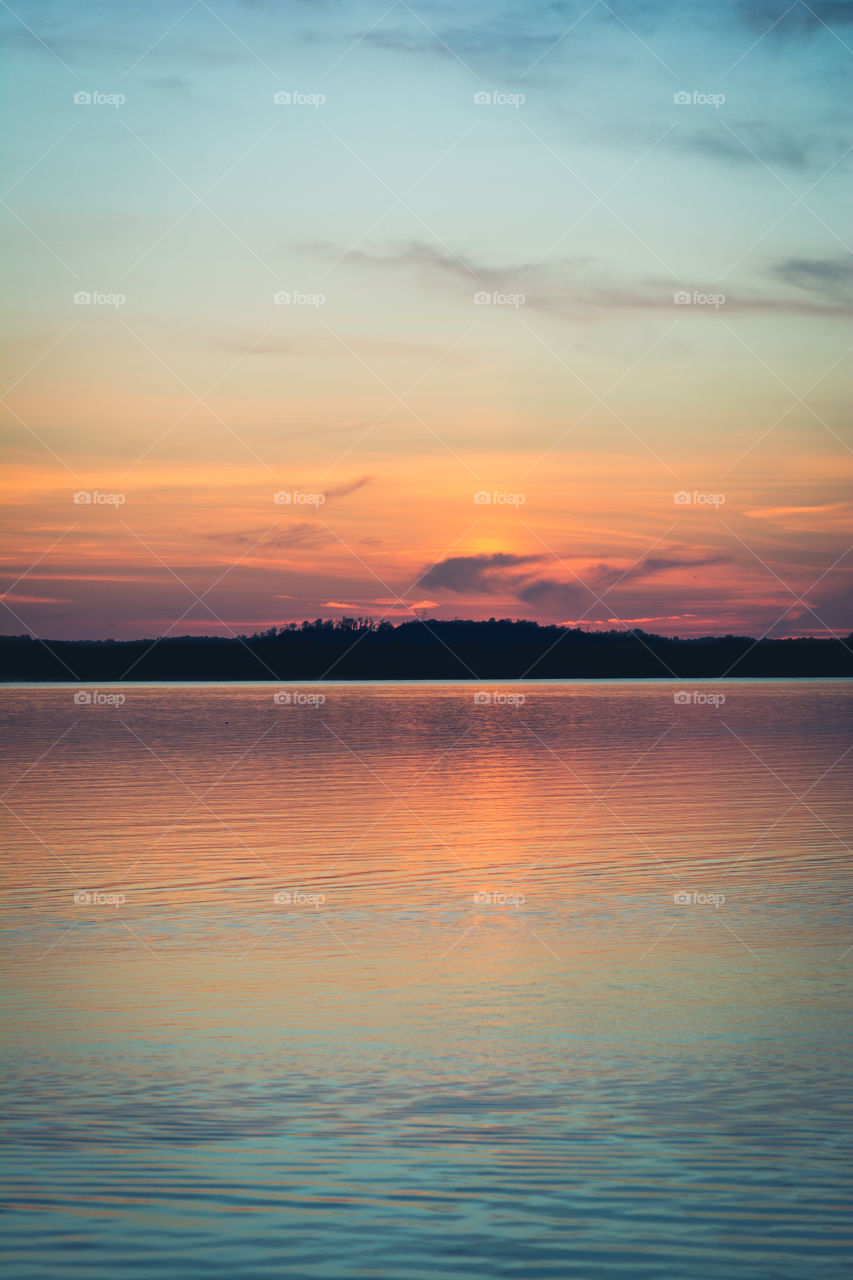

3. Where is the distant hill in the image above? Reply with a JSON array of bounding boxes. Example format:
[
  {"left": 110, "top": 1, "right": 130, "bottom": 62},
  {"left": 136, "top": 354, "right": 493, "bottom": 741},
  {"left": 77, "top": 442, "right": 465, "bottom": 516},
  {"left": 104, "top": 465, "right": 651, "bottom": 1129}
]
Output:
[{"left": 2, "top": 618, "right": 852, "bottom": 681}]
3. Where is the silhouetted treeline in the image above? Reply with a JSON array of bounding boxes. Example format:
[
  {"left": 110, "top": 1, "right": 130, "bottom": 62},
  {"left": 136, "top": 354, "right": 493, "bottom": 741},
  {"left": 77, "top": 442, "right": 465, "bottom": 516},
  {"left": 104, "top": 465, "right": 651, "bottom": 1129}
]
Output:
[{"left": 2, "top": 617, "right": 852, "bottom": 681}]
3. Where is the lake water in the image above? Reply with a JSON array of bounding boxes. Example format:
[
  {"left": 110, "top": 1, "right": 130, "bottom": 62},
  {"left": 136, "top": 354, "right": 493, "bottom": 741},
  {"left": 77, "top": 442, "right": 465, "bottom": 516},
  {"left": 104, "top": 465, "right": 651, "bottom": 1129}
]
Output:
[{"left": 1, "top": 681, "right": 851, "bottom": 1279}]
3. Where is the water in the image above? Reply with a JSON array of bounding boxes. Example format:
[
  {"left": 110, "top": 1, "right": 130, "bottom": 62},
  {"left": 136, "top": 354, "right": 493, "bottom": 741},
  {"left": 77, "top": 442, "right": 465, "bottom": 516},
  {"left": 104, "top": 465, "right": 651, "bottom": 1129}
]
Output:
[{"left": 1, "top": 681, "right": 851, "bottom": 1279}]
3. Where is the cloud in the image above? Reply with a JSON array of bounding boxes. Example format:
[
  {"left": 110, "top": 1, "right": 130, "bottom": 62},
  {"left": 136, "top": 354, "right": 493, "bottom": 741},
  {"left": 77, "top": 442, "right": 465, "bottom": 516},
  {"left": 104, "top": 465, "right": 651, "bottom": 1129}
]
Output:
[
  {"left": 421, "top": 552, "right": 544, "bottom": 594},
  {"left": 208, "top": 523, "right": 334, "bottom": 551},
  {"left": 675, "top": 126, "right": 811, "bottom": 170},
  {"left": 736, "top": 1, "right": 853, "bottom": 34},
  {"left": 323, "top": 475, "right": 373, "bottom": 501},
  {"left": 772, "top": 255, "right": 853, "bottom": 303},
  {"left": 322, "top": 237, "right": 853, "bottom": 318},
  {"left": 421, "top": 550, "right": 732, "bottom": 619}
]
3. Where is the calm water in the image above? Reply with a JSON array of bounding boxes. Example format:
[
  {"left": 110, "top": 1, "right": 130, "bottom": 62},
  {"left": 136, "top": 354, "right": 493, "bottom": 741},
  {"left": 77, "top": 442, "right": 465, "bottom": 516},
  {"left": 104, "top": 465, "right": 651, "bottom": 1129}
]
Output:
[{"left": 1, "top": 681, "right": 851, "bottom": 1279}]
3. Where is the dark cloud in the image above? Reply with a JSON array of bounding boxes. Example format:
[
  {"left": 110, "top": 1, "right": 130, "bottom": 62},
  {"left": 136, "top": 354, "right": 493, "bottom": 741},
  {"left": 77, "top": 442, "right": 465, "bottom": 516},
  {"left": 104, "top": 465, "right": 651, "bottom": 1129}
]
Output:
[
  {"left": 676, "top": 127, "right": 811, "bottom": 170},
  {"left": 736, "top": 1, "right": 853, "bottom": 33},
  {"left": 318, "top": 237, "right": 853, "bottom": 318},
  {"left": 208, "top": 524, "right": 334, "bottom": 551},
  {"left": 421, "top": 552, "right": 544, "bottom": 594},
  {"left": 323, "top": 475, "right": 373, "bottom": 501},
  {"left": 772, "top": 255, "right": 853, "bottom": 302},
  {"left": 421, "top": 551, "right": 731, "bottom": 615}
]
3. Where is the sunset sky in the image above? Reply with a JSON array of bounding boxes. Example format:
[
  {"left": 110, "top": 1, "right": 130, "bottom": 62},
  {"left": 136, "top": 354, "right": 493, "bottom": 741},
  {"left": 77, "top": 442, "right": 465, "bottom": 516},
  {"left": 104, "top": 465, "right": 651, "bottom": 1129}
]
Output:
[{"left": 2, "top": 0, "right": 851, "bottom": 639}]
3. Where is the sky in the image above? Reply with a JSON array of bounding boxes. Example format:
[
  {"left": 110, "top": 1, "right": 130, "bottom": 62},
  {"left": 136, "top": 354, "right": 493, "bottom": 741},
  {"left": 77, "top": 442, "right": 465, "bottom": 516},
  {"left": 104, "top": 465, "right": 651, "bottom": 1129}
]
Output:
[{"left": 2, "top": 0, "right": 852, "bottom": 640}]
